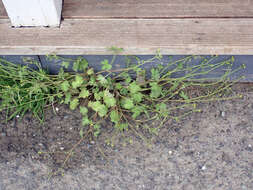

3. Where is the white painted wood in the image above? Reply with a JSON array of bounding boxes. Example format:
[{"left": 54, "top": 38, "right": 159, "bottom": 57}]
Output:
[{"left": 2, "top": 0, "right": 62, "bottom": 27}]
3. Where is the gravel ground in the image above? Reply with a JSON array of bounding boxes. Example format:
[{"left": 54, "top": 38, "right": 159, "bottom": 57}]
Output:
[{"left": 0, "top": 86, "right": 252, "bottom": 190}]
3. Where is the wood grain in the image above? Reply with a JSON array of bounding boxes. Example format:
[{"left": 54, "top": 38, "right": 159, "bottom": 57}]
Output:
[
  {"left": 62, "top": 0, "right": 253, "bottom": 18},
  {"left": 1, "top": 18, "right": 253, "bottom": 55},
  {"left": 2, "top": 0, "right": 252, "bottom": 19}
]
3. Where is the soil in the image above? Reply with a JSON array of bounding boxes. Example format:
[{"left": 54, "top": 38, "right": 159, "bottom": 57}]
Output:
[{"left": 0, "top": 84, "right": 252, "bottom": 190}]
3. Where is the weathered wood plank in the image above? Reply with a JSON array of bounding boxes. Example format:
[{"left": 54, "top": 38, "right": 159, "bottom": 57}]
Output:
[
  {"left": 62, "top": 0, "right": 253, "bottom": 19},
  {"left": 1, "top": 0, "right": 253, "bottom": 19},
  {"left": 1, "top": 18, "right": 253, "bottom": 55}
]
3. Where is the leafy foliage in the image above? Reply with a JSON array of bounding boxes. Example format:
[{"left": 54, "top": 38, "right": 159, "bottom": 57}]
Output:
[{"left": 0, "top": 54, "right": 244, "bottom": 140}]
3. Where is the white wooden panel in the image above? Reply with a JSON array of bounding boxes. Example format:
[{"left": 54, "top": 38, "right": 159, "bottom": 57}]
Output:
[{"left": 2, "top": 0, "right": 62, "bottom": 27}]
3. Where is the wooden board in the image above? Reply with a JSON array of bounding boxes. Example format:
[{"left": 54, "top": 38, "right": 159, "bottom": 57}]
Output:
[
  {"left": 1, "top": 0, "right": 253, "bottom": 19},
  {"left": 62, "top": 0, "right": 253, "bottom": 19},
  {"left": 1, "top": 18, "right": 253, "bottom": 55}
]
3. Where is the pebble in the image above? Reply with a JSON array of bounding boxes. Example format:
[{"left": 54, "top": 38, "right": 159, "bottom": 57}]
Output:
[
  {"left": 168, "top": 150, "right": 173, "bottom": 155},
  {"left": 60, "top": 147, "right": 64, "bottom": 150},
  {"left": 0, "top": 132, "right": 6, "bottom": 137},
  {"left": 38, "top": 143, "right": 43, "bottom": 147},
  {"left": 248, "top": 144, "right": 252, "bottom": 148},
  {"left": 64, "top": 115, "right": 69, "bottom": 119},
  {"left": 201, "top": 165, "right": 207, "bottom": 170},
  {"left": 221, "top": 111, "right": 226, "bottom": 117}
]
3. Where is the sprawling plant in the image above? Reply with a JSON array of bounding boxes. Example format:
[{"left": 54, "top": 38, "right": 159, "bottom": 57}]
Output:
[{"left": 0, "top": 53, "right": 243, "bottom": 137}]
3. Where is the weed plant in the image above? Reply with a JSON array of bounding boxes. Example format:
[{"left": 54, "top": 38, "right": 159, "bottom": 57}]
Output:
[
  {"left": 0, "top": 53, "right": 244, "bottom": 134},
  {"left": 0, "top": 52, "right": 244, "bottom": 174}
]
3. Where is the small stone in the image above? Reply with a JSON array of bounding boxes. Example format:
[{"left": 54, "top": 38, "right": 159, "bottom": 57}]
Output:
[
  {"left": 64, "top": 115, "right": 69, "bottom": 119},
  {"left": 16, "top": 115, "right": 20, "bottom": 118},
  {"left": 168, "top": 150, "right": 173, "bottom": 155},
  {"left": 90, "top": 141, "right": 95, "bottom": 144},
  {"left": 201, "top": 165, "right": 207, "bottom": 170},
  {"left": 55, "top": 107, "right": 59, "bottom": 112},
  {"left": 221, "top": 111, "right": 226, "bottom": 117},
  {"left": 38, "top": 143, "right": 43, "bottom": 147},
  {"left": 248, "top": 144, "right": 252, "bottom": 148},
  {"left": 0, "top": 132, "right": 6, "bottom": 137},
  {"left": 60, "top": 147, "right": 64, "bottom": 150}
]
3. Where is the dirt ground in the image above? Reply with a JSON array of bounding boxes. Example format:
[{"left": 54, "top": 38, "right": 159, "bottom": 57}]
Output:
[{"left": 0, "top": 85, "right": 252, "bottom": 190}]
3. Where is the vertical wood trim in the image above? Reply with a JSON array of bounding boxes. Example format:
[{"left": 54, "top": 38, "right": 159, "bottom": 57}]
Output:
[{"left": 2, "top": 0, "right": 62, "bottom": 27}]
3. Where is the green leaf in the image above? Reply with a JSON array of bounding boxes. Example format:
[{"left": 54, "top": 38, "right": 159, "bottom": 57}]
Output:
[
  {"left": 94, "top": 124, "right": 101, "bottom": 137},
  {"left": 62, "top": 61, "right": 70, "bottom": 69},
  {"left": 231, "top": 56, "right": 235, "bottom": 63},
  {"left": 88, "top": 101, "right": 108, "bottom": 117},
  {"left": 94, "top": 131, "right": 100, "bottom": 137},
  {"left": 121, "top": 98, "right": 134, "bottom": 110},
  {"left": 131, "top": 106, "right": 144, "bottom": 119},
  {"left": 178, "top": 62, "right": 184, "bottom": 69},
  {"left": 72, "top": 61, "right": 79, "bottom": 72},
  {"left": 70, "top": 98, "right": 79, "bottom": 110},
  {"left": 180, "top": 91, "right": 189, "bottom": 100},
  {"left": 104, "top": 90, "right": 116, "bottom": 107},
  {"left": 79, "top": 128, "right": 84, "bottom": 138},
  {"left": 60, "top": 81, "right": 70, "bottom": 92},
  {"left": 132, "top": 92, "right": 143, "bottom": 103},
  {"left": 73, "top": 57, "right": 88, "bottom": 72},
  {"left": 150, "top": 82, "right": 162, "bottom": 98},
  {"left": 118, "top": 123, "right": 128, "bottom": 131},
  {"left": 101, "top": 59, "right": 112, "bottom": 70},
  {"left": 88, "top": 76, "right": 96, "bottom": 85},
  {"left": 97, "top": 74, "right": 108, "bottom": 85},
  {"left": 64, "top": 93, "right": 72, "bottom": 104},
  {"left": 79, "top": 88, "right": 89, "bottom": 98},
  {"left": 94, "top": 92, "right": 102, "bottom": 101},
  {"left": 115, "top": 83, "right": 123, "bottom": 90},
  {"left": 149, "top": 128, "right": 159, "bottom": 135},
  {"left": 94, "top": 124, "right": 100, "bottom": 130},
  {"left": 120, "top": 88, "right": 128, "bottom": 96},
  {"left": 137, "top": 70, "right": 146, "bottom": 85},
  {"left": 151, "top": 68, "right": 160, "bottom": 81},
  {"left": 80, "top": 106, "right": 88, "bottom": 115},
  {"left": 72, "top": 75, "right": 83, "bottom": 89},
  {"left": 156, "top": 103, "right": 167, "bottom": 112},
  {"left": 79, "top": 58, "right": 89, "bottom": 71},
  {"left": 125, "top": 77, "right": 132, "bottom": 84},
  {"left": 156, "top": 103, "right": 168, "bottom": 117},
  {"left": 82, "top": 116, "right": 90, "bottom": 126},
  {"left": 87, "top": 68, "right": 94, "bottom": 75},
  {"left": 110, "top": 110, "right": 120, "bottom": 123},
  {"left": 129, "top": 82, "right": 141, "bottom": 94},
  {"left": 170, "top": 82, "right": 180, "bottom": 92},
  {"left": 108, "top": 46, "right": 124, "bottom": 54}
]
